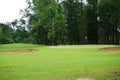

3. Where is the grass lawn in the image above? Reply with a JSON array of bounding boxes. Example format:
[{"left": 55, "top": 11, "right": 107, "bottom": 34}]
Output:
[{"left": 0, "top": 43, "right": 120, "bottom": 80}]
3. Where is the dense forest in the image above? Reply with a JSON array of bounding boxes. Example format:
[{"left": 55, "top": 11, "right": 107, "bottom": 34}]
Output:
[{"left": 0, "top": 0, "right": 120, "bottom": 45}]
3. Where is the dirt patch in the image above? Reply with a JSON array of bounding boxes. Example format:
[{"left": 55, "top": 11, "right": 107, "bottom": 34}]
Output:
[
  {"left": 76, "top": 78, "right": 94, "bottom": 80},
  {"left": 0, "top": 49, "right": 37, "bottom": 53},
  {"left": 100, "top": 47, "right": 120, "bottom": 52}
]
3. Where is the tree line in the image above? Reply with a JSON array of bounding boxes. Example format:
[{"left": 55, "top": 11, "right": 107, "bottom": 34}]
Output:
[{"left": 0, "top": 0, "right": 120, "bottom": 45}]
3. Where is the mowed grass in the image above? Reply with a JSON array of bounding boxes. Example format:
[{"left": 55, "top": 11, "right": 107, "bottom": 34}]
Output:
[{"left": 0, "top": 43, "right": 120, "bottom": 80}]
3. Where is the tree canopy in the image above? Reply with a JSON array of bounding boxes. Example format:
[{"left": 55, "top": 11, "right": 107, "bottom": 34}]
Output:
[{"left": 0, "top": 0, "right": 120, "bottom": 45}]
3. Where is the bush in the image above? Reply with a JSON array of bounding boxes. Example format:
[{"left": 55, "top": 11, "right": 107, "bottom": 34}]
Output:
[
  {"left": 21, "top": 36, "right": 35, "bottom": 43},
  {"left": 0, "top": 37, "right": 14, "bottom": 44}
]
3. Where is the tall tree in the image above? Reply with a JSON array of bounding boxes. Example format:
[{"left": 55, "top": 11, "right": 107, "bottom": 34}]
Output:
[
  {"left": 31, "top": 0, "right": 65, "bottom": 45},
  {"left": 86, "top": 0, "right": 98, "bottom": 44},
  {"left": 64, "top": 0, "right": 83, "bottom": 44},
  {"left": 0, "top": 27, "right": 3, "bottom": 44},
  {"left": 99, "top": 0, "right": 120, "bottom": 44},
  {"left": 0, "top": 23, "right": 14, "bottom": 44}
]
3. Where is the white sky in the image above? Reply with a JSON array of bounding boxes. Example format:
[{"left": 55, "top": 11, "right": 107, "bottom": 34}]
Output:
[
  {"left": 0, "top": 0, "right": 27, "bottom": 23},
  {"left": 0, "top": 0, "right": 87, "bottom": 23}
]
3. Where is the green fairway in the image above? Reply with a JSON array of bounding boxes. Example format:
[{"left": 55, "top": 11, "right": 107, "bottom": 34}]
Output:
[{"left": 0, "top": 43, "right": 120, "bottom": 80}]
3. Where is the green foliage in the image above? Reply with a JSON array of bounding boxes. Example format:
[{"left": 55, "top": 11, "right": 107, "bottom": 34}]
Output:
[
  {"left": 1, "top": 0, "right": 120, "bottom": 45},
  {"left": 99, "top": 0, "right": 120, "bottom": 44},
  {"left": 30, "top": 0, "right": 66, "bottom": 45},
  {"left": 86, "top": 0, "right": 98, "bottom": 44},
  {"left": 0, "top": 23, "right": 14, "bottom": 44},
  {"left": 0, "top": 27, "right": 3, "bottom": 38},
  {"left": 21, "top": 36, "right": 35, "bottom": 43},
  {"left": 64, "top": 0, "right": 85, "bottom": 44}
]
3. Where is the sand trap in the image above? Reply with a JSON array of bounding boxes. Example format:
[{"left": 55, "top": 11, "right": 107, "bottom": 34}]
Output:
[
  {"left": 100, "top": 47, "right": 120, "bottom": 52},
  {"left": 0, "top": 49, "right": 37, "bottom": 53},
  {"left": 76, "top": 78, "right": 94, "bottom": 80}
]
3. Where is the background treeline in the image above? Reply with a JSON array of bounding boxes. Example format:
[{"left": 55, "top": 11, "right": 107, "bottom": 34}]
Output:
[{"left": 0, "top": 0, "right": 120, "bottom": 45}]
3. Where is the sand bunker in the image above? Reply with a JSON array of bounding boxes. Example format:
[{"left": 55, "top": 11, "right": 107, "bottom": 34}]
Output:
[
  {"left": 0, "top": 49, "right": 37, "bottom": 53},
  {"left": 100, "top": 47, "right": 120, "bottom": 52}
]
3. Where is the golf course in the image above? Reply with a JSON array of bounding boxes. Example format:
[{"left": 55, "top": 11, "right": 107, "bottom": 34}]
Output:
[
  {"left": 0, "top": 43, "right": 119, "bottom": 80},
  {"left": 0, "top": 0, "right": 120, "bottom": 80}
]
